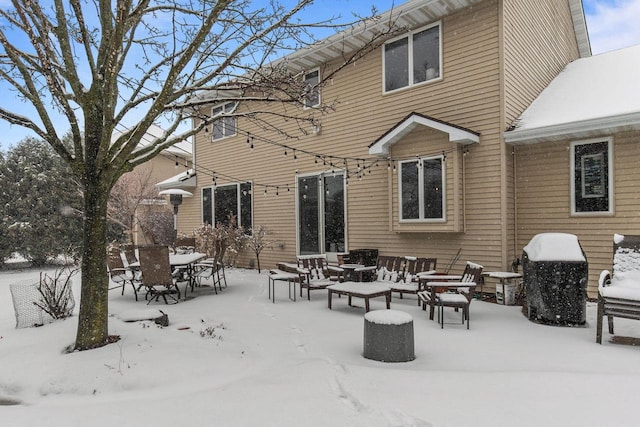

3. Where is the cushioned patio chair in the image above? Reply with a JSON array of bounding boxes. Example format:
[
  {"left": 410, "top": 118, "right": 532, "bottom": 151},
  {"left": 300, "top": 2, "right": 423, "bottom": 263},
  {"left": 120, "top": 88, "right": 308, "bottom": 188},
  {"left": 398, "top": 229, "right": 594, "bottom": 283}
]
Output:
[
  {"left": 418, "top": 261, "right": 483, "bottom": 328},
  {"left": 597, "top": 234, "right": 640, "bottom": 343},
  {"left": 388, "top": 257, "right": 438, "bottom": 305},
  {"left": 296, "top": 254, "right": 344, "bottom": 300}
]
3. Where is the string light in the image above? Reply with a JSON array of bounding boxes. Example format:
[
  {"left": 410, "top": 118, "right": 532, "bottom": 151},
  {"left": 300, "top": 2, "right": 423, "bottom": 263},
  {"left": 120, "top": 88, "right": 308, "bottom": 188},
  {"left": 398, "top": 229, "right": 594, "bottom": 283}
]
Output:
[{"left": 151, "top": 124, "right": 466, "bottom": 199}]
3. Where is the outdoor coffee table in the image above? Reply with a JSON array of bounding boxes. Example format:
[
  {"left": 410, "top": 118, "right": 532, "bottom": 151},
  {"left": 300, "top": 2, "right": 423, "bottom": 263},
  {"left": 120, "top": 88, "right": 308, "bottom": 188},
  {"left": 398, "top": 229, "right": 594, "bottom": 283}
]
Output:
[{"left": 327, "top": 282, "right": 391, "bottom": 312}]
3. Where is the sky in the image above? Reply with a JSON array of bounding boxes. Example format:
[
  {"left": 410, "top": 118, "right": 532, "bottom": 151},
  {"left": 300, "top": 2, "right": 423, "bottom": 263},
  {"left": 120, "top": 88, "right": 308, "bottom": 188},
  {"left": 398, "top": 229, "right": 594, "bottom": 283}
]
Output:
[
  {"left": 0, "top": 0, "right": 638, "bottom": 151},
  {"left": 2, "top": 265, "right": 640, "bottom": 426}
]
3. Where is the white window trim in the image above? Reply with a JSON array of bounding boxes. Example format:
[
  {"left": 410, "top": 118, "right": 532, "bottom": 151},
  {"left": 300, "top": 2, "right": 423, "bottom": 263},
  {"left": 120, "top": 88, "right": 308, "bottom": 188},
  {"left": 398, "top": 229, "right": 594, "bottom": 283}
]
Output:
[
  {"left": 303, "top": 68, "right": 321, "bottom": 109},
  {"left": 210, "top": 101, "right": 238, "bottom": 141},
  {"left": 398, "top": 155, "right": 446, "bottom": 223},
  {"left": 295, "top": 170, "right": 348, "bottom": 255},
  {"left": 570, "top": 137, "right": 614, "bottom": 216},
  {"left": 202, "top": 186, "right": 213, "bottom": 225},
  {"left": 382, "top": 21, "right": 442, "bottom": 94}
]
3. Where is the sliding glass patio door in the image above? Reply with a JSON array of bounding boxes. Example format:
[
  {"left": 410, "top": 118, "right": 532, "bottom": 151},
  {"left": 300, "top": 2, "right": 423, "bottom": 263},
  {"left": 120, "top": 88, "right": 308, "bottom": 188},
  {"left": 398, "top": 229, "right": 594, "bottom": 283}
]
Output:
[{"left": 297, "top": 172, "right": 345, "bottom": 255}]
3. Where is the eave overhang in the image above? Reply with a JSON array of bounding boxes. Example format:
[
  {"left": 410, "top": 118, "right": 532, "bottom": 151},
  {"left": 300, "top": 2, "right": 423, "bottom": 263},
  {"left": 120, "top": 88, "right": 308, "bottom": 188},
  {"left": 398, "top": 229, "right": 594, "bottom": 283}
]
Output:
[
  {"left": 156, "top": 169, "right": 197, "bottom": 190},
  {"left": 504, "top": 112, "right": 640, "bottom": 145},
  {"left": 369, "top": 112, "right": 480, "bottom": 156}
]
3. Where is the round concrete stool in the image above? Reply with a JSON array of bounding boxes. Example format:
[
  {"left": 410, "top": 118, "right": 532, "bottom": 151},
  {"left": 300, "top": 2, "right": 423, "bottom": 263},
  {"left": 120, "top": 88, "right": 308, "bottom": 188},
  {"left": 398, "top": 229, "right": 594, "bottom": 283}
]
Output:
[{"left": 363, "top": 309, "right": 415, "bottom": 362}]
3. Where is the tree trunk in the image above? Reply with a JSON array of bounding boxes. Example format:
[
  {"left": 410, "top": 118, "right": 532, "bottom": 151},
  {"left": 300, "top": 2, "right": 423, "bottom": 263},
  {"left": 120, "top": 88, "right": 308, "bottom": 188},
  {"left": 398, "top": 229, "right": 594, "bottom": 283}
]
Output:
[{"left": 74, "top": 178, "right": 111, "bottom": 350}]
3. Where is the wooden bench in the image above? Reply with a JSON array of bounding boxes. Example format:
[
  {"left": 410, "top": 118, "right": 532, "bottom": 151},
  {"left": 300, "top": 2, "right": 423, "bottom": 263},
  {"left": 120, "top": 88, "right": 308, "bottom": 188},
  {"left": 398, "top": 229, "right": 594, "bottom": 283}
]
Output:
[
  {"left": 596, "top": 234, "right": 640, "bottom": 343},
  {"left": 356, "top": 255, "right": 437, "bottom": 304}
]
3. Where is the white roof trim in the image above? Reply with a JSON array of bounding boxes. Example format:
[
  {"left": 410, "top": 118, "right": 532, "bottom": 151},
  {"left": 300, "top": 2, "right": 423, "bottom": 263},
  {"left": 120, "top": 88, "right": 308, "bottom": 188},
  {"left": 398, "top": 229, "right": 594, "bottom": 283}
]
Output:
[
  {"left": 156, "top": 169, "right": 197, "bottom": 190},
  {"left": 369, "top": 113, "right": 479, "bottom": 156},
  {"left": 504, "top": 112, "right": 640, "bottom": 144},
  {"left": 569, "top": 0, "right": 592, "bottom": 58},
  {"left": 269, "top": 0, "right": 483, "bottom": 73}
]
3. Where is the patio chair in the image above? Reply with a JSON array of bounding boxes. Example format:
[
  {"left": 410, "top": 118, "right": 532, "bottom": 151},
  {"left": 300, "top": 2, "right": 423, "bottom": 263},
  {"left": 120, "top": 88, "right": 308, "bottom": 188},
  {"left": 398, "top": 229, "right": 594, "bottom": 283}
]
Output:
[
  {"left": 388, "top": 257, "right": 438, "bottom": 305},
  {"left": 174, "top": 236, "right": 196, "bottom": 254},
  {"left": 107, "top": 247, "right": 140, "bottom": 301},
  {"left": 356, "top": 255, "right": 406, "bottom": 283},
  {"left": 419, "top": 261, "right": 483, "bottom": 328},
  {"left": 596, "top": 234, "right": 640, "bottom": 343},
  {"left": 296, "top": 254, "right": 344, "bottom": 300},
  {"left": 122, "top": 244, "right": 138, "bottom": 266},
  {"left": 138, "top": 245, "right": 181, "bottom": 304},
  {"left": 193, "top": 258, "right": 223, "bottom": 294}
]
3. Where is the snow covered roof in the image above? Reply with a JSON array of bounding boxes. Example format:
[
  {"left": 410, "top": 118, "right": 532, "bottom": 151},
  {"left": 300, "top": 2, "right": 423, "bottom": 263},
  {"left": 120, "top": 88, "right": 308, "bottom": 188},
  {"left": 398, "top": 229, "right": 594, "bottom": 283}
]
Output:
[
  {"left": 112, "top": 124, "right": 192, "bottom": 159},
  {"left": 504, "top": 44, "right": 640, "bottom": 144},
  {"left": 156, "top": 169, "right": 196, "bottom": 190}
]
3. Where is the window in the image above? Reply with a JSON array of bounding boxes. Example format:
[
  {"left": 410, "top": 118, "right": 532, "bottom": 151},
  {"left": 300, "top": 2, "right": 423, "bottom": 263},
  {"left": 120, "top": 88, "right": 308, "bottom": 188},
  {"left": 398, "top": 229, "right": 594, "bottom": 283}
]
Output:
[
  {"left": 571, "top": 139, "right": 612, "bottom": 214},
  {"left": 304, "top": 69, "right": 320, "bottom": 108},
  {"left": 211, "top": 102, "right": 237, "bottom": 140},
  {"left": 399, "top": 156, "right": 444, "bottom": 221},
  {"left": 384, "top": 22, "right": 441, "bottom": 93},
  {"left": 297, "top": 173, "right": 345, "bottom": 254},
  {"left": 202, "top": 187, "right": 213, "bottom": 225},
  {"left": 202, "top": 182, "right": 253, "bottom": 229}
]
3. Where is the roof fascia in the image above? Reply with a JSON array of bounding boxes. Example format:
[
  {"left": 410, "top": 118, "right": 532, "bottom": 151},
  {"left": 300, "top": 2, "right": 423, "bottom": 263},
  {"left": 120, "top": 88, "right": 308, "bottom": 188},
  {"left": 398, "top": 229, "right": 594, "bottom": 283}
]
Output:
[
  {"left": 504, "top": 111, "right": 640, "bottom": 144},
  {"left": 369, "top": 113, "right": 480, "bottom": 156}
]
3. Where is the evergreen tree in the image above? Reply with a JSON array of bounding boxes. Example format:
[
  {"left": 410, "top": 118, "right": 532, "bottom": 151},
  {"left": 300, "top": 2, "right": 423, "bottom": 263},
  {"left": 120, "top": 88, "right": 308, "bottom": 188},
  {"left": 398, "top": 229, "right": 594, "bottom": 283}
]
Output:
[
  {"left": 1, "top": 138, "right": 83, "bottom": 265},
  {"left": 0, "top": 150, "right": 13, "bottom": 265}
]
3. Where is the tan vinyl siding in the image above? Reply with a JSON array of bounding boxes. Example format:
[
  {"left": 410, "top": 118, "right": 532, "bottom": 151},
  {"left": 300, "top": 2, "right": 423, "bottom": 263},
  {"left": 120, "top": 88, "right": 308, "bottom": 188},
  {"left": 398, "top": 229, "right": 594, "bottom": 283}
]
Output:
[
  {"left": 503, "top": 0, "right": 580, "bottom": 126},
  {"left": 176, "top": 0, "right": 584, "bottom": 282},
  {"left": 181, "top": 0, "right": 506, "bottom": 276},
  {"left": 515, "top": 130, "right": 640, "bottom": 297}
]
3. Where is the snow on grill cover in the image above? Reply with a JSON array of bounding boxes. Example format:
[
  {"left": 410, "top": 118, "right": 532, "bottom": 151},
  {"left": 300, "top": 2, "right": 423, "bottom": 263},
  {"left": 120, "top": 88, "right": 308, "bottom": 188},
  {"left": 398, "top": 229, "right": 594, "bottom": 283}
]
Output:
[{"left": 522, "top": 233, "right": 588, "bottom": 326}]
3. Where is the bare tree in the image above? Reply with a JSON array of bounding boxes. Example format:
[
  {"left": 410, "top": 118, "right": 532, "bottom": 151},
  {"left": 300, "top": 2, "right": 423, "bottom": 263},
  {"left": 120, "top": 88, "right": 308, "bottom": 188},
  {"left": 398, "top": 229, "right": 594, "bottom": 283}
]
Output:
[
  {"left": 246, "top": 225, "right": 276, "bottom": 273},
  {"left": 108, "top": 165, "right": 159, "bottom": 243},
  {"left": 0, "top": 1, "right": 399, "bottom": 350}
]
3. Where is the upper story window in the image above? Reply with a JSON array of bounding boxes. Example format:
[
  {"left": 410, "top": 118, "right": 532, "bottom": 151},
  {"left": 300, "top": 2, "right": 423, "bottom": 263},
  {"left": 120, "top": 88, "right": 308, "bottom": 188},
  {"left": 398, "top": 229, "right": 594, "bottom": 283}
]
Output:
[
  {"left": 304, "top": 69, "right": 320, "bottom": 108},
  {"left": 211, "top": 102, "right": 237, "bottom": 141},
  {"left": 571, "top": 138, "right": 613, "bottom": 215},
  {"left": 399, "top": 156, "right": 444, "bottom": 221},
  {"left": 384, "top": 22, "right": 441, "bottom": 93},
  {"left": 202, "top": 182, "right": 253, "bottom": 231}
]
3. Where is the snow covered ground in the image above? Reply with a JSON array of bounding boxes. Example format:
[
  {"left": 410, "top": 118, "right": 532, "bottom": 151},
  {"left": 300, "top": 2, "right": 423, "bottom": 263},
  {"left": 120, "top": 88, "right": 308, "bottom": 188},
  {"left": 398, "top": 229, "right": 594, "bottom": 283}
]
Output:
[{"left": 1, "top": 266, "right": 639, "bottom": 427}]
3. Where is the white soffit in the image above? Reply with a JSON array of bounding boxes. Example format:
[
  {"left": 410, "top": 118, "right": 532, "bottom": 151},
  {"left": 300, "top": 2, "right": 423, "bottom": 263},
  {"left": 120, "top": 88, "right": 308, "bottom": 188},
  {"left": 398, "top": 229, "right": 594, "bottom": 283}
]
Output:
[
  {"left": 283, "top": 0, "right": 482, "bottom": 72},
  {"left": 156, "top": 169, "right": 196, "bottom": 190},
  {"left": 369, "top": 112, "right": 480, "bottom": 156},
  {"left": 569, "top": 0, "right": 592, "bottom": 58}
]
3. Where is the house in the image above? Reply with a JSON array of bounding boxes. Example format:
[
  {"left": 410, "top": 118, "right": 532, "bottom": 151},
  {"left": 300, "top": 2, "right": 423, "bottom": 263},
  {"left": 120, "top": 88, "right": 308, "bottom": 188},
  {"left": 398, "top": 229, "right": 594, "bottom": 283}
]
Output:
[
  {"left": 505, "top": 44, "right": 640, "bottom": 294},
  {"left": 113, "top": 124, "right": 193, "bottom": 244},
  {"left": 174, "top": 0, "right": 617, "bottom": 295}
]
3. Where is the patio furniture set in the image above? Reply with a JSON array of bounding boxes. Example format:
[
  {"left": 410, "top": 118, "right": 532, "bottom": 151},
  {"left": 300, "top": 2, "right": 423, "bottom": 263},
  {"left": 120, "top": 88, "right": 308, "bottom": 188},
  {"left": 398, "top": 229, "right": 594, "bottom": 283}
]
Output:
[
  {"left": 268, "top": 253, "right": 485, "bottom": 329},
  {"left": 107, "top": 242, "right": 224, "bottom": 305}
]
